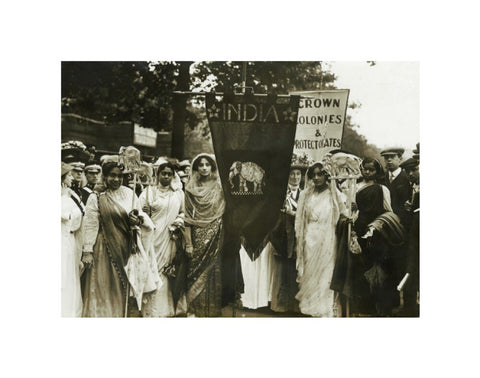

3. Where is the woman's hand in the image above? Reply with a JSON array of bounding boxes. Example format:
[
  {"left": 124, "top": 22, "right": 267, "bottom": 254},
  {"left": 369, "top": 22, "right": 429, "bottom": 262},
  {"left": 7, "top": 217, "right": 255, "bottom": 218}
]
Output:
[
  {"left": 351, "top": 202, "right": 358, "bottom": 213},
  {"left": 82, "top": 252, "right": 94, "bottom": 268},
  {"left": 185, "top": 245, "right": 193, "bottom": 255},
  {"left": 128, "top": 210, "right": 142, "bottom": 226},
  {"left": 142, "top": 205, "right": 151, "bottom": 215}
]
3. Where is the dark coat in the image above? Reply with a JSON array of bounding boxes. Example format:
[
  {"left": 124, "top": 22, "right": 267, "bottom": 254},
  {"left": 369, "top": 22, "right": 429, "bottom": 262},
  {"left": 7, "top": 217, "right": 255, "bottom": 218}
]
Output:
[{"left": 386, "top": 170, "right": 411, "bottom": 228}]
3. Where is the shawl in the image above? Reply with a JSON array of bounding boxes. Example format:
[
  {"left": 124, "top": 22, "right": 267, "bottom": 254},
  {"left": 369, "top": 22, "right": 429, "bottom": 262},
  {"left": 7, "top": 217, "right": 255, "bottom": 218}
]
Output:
[
  {"left": 184, "top": 153, "right": 225, "bottom": 228},
  {"left": 368, "top": 211, "right": 406, "bottom": 247},
  {"left": 97, "top": 192, "right": 134, "bottom": 291}
]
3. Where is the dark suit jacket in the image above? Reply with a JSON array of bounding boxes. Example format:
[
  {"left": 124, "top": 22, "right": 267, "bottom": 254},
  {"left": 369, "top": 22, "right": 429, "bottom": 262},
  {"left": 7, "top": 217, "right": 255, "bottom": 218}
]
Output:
[{"left": 386, "top": 170, "right": 411, "bottom": 228}]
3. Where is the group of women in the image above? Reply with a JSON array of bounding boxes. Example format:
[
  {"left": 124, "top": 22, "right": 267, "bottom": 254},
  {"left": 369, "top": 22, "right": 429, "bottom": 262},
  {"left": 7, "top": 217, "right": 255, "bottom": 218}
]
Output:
[{"left": 61, "top": 151, "right": 407, "bottom": 318}]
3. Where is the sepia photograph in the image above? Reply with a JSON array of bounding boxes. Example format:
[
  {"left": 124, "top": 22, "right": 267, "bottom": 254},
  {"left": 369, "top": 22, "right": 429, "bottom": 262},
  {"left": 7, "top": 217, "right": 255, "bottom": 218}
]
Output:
[
  {"left": 6, "top": 2, "right": 480, "bottom": 376},
  {"left": 61, "top": 61, "right": 419, "bottom": 318}
]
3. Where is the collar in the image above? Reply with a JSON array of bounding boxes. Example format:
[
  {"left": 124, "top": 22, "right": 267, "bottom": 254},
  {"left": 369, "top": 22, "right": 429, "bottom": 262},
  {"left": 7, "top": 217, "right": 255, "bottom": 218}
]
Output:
[{"left": 390, "top": 167, "right": 402, "bottom": 180}]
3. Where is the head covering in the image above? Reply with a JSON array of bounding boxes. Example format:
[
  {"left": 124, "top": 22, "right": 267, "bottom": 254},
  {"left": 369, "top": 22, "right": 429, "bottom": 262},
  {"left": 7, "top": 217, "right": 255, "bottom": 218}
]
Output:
[
  {"left": 295, "top": 158, "right": 346, "bottom": 280},
  {"left": 61, "top": 162, "right": 72, "bottom": 176},
  {"left": 84, "top": 164, "right": 101, "bottom": 174},
  {"left": 179, "top": 159, "right": 191, "bottom": 168},
  {"left": 400, "top": 158, "right": 419, "bottom": 170},
  {"left": 100, "top": 154, "right": 119, "bottom": 165},
  {"left": 412, "top": 142, "right": 420, "bottom": 161},
  {"left": 70, "top": 162, "right": 85, "bottom": 171},
  {"left": 380, "top": 147, "right": 405, "bottom": 157},
  {"left": 290, "top": 152, "right": 313, "bottom": 172},
  {"left": 184, "top": 153, "right": 225, "bottom": 227}
]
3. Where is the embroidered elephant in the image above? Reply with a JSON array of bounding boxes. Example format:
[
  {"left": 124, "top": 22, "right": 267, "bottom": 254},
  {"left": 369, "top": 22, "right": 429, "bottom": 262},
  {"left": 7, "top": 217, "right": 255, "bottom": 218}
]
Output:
[{"left": 229, "top": 161, "right": 265, "bottom": 193}]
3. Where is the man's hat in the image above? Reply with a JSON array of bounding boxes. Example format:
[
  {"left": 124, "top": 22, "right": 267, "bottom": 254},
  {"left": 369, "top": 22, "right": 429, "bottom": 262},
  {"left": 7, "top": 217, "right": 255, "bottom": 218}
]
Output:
[
  {"left": 179, "top": 159, "right": 191, "bottom": 168},
  {"left": 61, "top": 162, "right": 72, "bottom": 176},
  {"left": 412, "top": 142, "right": 420, "bottom": 161},
  {"left": 84, "top": 164, "right": 101, "bottom": 174},
  {"left": 380, "top": 147, "right": 405, "bottom": 157},
  {"left": 70, "top": 162, "right": 85, "bottom": 171},
  {"left": 400, "top": 158, "right": 419, "bottom": 170}
]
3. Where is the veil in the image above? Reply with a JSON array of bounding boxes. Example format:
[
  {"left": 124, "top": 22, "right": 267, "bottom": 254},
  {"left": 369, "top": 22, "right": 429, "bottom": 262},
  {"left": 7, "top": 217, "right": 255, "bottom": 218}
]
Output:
[{"left": 184, "top": 153, "right": 225, "bottom": 227}]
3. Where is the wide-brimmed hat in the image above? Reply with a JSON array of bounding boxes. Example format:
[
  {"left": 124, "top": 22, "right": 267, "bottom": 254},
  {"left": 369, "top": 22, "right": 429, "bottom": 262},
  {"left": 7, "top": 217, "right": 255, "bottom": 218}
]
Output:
[{"left": 290, "top": 152, "right": 313, "bottom": 171}]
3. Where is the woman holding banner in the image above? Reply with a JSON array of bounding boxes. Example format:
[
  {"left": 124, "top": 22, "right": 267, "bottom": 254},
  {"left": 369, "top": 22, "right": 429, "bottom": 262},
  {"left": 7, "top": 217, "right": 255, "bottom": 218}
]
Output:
[
  {"left": 295, "top": 161, "right": 346, "bottom": 317},
  {"left": 81, "top": 162, "right": 156, "bottom": 317},
  {"left": 180, "top": 153, "right": 226, "bottom": 317}
]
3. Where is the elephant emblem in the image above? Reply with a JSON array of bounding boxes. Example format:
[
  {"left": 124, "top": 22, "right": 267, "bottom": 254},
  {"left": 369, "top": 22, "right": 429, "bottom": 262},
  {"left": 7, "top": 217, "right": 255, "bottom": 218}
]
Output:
[
  {"left": 328, "top": 152, "right": 362, "bottom": 178},
  {"left": 229, "top": 161, "right": 265, "bottom": 194}
]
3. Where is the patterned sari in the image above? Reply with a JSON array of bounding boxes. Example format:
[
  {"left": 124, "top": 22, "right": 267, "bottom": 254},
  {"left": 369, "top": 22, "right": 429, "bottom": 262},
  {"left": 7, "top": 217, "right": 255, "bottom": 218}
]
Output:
[{"left": 182, "top": 154, "right": 226, "bottom": 317}]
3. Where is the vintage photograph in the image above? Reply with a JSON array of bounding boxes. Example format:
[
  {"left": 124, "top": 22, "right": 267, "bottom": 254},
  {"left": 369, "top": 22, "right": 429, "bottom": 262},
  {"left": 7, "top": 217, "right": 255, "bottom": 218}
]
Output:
[{"left": 61, "top": 61, "right": 419, "bottom": 318}]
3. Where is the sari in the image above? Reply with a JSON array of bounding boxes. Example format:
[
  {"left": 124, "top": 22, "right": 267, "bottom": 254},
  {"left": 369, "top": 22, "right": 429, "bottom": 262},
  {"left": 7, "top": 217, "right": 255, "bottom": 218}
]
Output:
[
  {"left": 181, "top": 154, "right": 226, "bottom": 317},
  {"left": 295, "top": 166, "right": 346, "bottom": 317},
  {"left": 351, "top": 183, "right": 403, "bottom": 316},
  {"left": 82, "top": 186, "right": 157, "bottom": 317},
  {"left": 139, "top": 180, "right": 184, "bottom": 317}
]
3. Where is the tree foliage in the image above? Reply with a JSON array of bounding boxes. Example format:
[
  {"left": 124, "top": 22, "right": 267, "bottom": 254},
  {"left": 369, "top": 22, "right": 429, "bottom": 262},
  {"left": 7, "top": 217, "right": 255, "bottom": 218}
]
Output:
[{"left": 62, "top": 61, "right": 381, "bottom": 159}]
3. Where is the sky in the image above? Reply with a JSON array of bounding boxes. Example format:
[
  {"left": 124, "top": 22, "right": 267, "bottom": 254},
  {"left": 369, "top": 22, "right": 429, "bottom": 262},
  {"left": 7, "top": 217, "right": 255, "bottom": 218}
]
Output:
[{"left": 326, "top": 61, "right": 419, "bottom": 150}]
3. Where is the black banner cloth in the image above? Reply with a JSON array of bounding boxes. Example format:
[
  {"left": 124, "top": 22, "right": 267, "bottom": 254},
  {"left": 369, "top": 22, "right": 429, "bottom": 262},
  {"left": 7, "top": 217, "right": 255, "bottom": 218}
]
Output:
[{"left": 206, "top": 93, "right": 300, "bottom": 260}]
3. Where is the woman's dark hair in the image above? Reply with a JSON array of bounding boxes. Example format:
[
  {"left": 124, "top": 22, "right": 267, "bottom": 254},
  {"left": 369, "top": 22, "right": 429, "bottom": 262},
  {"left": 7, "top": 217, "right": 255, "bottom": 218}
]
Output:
[
  {"left": 361, "top": 157, "right": 386, "bottom": 184},
  {"left": 307, "top": 162, "right": 329, "bottom": 180},
  {"left": 192, "top": 155, "right": 217, "bottom": 172},
  {"left": 102, "top": 162, "right": 124, "bottom": 177},
  {"left": 157, "top": 162, "right": 176, "bottom": 174}
]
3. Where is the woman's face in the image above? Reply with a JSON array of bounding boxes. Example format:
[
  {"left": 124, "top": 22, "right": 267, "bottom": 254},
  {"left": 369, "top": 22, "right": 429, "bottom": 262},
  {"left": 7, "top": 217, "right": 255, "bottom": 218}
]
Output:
[
  {"left": 312, "top": 167, "right": 327, "bottom": 188},
  {"left": 289, "top": 169, "right": 302, "bottom": 187},
  {"left": 105, "top": 167, "right": 123, "bottom": 190},
  {"left": 362, "top": 162, "right": 377, "bottom": 181},
  {"left": 62, "top": 172, "right": 73, "bottom": 187},
  {"left": 198, "top": 158, "right": 212, "bottom": 177},
  {"left": 158, "top": 166, "right": 174, "bottom": 187}
]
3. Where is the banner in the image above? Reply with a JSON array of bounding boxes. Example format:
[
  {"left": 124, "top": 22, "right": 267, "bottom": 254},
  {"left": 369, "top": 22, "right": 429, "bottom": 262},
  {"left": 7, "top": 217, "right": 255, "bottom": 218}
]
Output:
[
  {"left": 291, "top": 89, "right": 350, "bottom": 161},
  {"left": 206, "top": 93, "right": 300, "bottom": 259}
]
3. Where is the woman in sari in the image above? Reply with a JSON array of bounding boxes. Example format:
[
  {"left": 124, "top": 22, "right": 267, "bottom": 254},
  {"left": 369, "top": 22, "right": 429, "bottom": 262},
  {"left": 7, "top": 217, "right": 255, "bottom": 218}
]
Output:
[
  {"left": 350, "top": 157, "right": 404, "bottom": 316},
  {"left": 295, "top": 161, "right": 346, "bottom": 317},
  {"left": 61, "top": 162, "right": 84, "bottom": 317},
  {"left": 180, "top": 153, "right": 225, "bottom": 317},
  {"left": 139, "top": 161, "right": 185, "bottom": 317},
  {"left": 81, "top": 162, "right": 156, "bottom": 317}
]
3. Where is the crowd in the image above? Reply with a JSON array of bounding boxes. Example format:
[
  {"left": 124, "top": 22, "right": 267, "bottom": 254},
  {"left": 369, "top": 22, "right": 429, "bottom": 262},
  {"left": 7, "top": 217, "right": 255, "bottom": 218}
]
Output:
[{"left": 61, "top": 142, "right": 420, "bottom": 317}]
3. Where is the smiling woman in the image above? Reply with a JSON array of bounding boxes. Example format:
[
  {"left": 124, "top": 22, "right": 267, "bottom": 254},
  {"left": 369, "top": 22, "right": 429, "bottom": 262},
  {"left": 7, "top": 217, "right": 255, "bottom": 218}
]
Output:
[{"left": 81, "top": 162, "right": 158, "bottom": 317}]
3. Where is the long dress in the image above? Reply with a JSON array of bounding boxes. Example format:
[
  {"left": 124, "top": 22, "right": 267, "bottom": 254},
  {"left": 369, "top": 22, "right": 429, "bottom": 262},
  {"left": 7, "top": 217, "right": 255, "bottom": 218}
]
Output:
[
  {"left": 295, "top": 187, "right": 344, "bottom": 317},
  {"left": 139, "top": 185, "right": 184, "bottom": 317},
  {"left": 82, "top": 186, "right": 156, "bottom": 317},
  {"left": 61, "top": 188, "right": 84, "bottom": 317},
  {"left": 269, "top": 186, "right": 301, "bottom": 313}
]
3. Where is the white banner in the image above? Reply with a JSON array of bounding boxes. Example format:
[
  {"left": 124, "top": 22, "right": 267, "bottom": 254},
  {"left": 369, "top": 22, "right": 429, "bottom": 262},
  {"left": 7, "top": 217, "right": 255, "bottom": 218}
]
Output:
[
  {"left": 133, "top": 124, "right": 157, "bottom": 148},
  {"left": 291, "top": 89, "right": 350, "bottom": 161}
]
